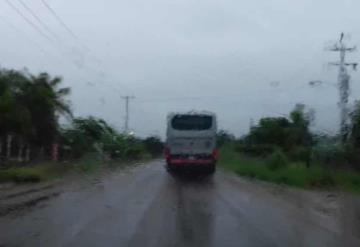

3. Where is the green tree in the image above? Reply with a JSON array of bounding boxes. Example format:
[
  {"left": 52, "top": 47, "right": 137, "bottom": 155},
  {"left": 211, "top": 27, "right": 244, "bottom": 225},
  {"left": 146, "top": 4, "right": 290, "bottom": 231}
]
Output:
[
  {"left": 0, "top": 70, "right": 33, "bottom": 160},
  {"left": 0, "top": 69, "right": 71, "bottom": 162},
  {"left": 61, "top": 116, "right": 146, "bottom": 160},
  {"left": 288, "top": 104, "right": 314, "bottom": 148},
  {"left": 350, "top": 100, "right": 360, "bottom": 148},
  {"left": 247, "top": 117, "right": 292, "bottom": 148},
  {"left": 26, "top": 73, "right": 71, "bottom": 149},
  {"left": 242, "top": 104, "right": 314, "bottom": 162},
  {"left": 61, "top": 117, "right": 112, "bottom": 158},
  {"left": 217, "top": 130, "right": 235, "bottom": 147},
  {"left": 143, "top": 136, "right": 163, "bottom": 157}
]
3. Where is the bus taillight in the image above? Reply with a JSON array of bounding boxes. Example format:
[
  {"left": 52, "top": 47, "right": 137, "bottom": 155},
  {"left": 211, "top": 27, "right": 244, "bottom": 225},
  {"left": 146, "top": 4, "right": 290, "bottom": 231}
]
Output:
[
  {"left": 212, "top": 149, "right": 219, "bottom": 160},
  {"left": 164, "top": 147, "right": 171, "bottom": 159}
]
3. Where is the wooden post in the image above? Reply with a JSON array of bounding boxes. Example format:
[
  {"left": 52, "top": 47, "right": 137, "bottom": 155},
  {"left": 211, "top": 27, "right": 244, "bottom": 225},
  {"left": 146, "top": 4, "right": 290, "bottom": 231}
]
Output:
[
  {"left": 39, "top": 146, "right": 44, "bottom": 160},
  {"left": 18, "top": 139, "right": 24, "bottom": 162},
  {"left": 6, "top": 134, "right": 12, "bottom": 160},
  {"left": 0, "top": 138, "right": 2, "bottom": 158},
  {"left": 52, "top": 143, "right": 59, "bottom": 162},
  {"left": 25, "top": 144, "right": 30, "bottom": 162}
]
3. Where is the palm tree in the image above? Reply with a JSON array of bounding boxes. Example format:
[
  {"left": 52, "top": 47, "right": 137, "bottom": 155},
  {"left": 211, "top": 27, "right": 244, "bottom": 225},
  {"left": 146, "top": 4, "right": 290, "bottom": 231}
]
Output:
[
  {"left": 0, "top": 70, "right": 32, "bottom": 162},
  {"left": 26, "top": 72, "right": 72, "bottom": 160},
  {"left": 0, "top": 69, "right": 72, "bottom": 163}
]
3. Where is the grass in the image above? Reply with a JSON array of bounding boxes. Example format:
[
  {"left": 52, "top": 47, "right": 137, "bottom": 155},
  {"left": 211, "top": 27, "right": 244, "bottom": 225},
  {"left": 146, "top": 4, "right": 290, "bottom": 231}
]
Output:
[
  {"left": 0, "top": 162, "right": 69, "bottom": 183},
  {"left": 218, "top": 144, "right": 360, "bottom": 193},
  {"left": 0, "top": 152, "right": 153, "bottom": 184},
  {"left": 72, "top": 153, "right": 104, "bottom": 173}
]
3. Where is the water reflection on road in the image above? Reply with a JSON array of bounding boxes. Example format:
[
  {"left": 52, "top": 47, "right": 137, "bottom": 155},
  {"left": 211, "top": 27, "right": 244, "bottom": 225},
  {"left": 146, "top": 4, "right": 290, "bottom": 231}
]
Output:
[
  {"left": 171, "top": 173, "right": 215, "bottom": 247},
  {"left": 1, "top": 160, "right": 360, "bottom": 247}
]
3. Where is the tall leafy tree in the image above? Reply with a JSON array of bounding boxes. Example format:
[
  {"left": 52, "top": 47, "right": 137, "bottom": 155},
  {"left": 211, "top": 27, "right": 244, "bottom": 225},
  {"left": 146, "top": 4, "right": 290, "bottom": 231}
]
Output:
[
  {"left": 243, "top": 104, "right": 314, "bottom": 156},
  {"left": 0, "top": 69, "right": 72, "bottom": 161},
  {"left": 0, "top": 70, "right": 32, "bottom": 159},
  {"left": 288, "top": 103, "right": 314, "bottom": 148},
  {"left": 25, "top": 73, "right": 72, "bottom": 148},
  {"left": 61, "top": 117, "right": 115, "bottom": 158}
]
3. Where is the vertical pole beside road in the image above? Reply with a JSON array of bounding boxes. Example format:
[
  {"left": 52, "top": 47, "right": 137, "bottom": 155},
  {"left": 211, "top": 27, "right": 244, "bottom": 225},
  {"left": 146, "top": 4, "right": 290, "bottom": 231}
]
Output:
[
  {"left": 121, "top": 95, "right": 135, "bottom": 134},
  {"left": 328, "top": 33, "right": 358, "bottom": 142}
]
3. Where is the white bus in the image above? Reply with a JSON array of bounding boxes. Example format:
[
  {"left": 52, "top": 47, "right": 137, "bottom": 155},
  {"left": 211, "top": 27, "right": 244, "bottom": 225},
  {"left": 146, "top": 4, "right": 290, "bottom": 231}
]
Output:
[{"left": 165, "top": 111, "right": 218, "bottom": 173}]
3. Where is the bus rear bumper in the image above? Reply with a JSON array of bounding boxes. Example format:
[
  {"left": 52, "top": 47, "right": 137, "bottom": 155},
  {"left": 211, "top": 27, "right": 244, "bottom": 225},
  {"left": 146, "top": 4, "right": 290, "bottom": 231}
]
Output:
[
  {"left": 169, "top": 158, "right": 214, "bottom": 165},
  {"left": 166, "top": 158, "right": 216, "bottom": 173}
]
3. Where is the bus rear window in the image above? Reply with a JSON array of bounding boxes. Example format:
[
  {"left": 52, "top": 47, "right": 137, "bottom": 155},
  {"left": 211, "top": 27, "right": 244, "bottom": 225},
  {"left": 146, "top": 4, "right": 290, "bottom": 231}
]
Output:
[{"left": 171, "top": 115, "right": 212, "bottom": 130}]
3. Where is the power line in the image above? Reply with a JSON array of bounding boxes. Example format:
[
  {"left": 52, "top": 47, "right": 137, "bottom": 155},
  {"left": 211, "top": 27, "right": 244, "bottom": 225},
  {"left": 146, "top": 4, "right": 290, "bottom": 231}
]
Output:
[
  {"left": 39, "top": 0, "right": 103, "bottom": 68},
  {"left": 0, "top": 15, "right": 105, "bottom": 87},
  {"left": 0, "top": 14, "right": 98, "bottom": 75},
  {"left": 16, "top": 0, "right": 61, "bottom": 42},
  {"left": 0, "top": 15, "right": 48, "bottom": 56},
  {"left": 4, "top": 0, "right": 53, "bottom": 42},
  {"left": 18, "top": 0, "right": 102, "bottom": 68},
  {"left": 3, "top": 0, "right": 93, "bottom": 70},
  {"left": 40, "top": 0, "right": 77, "bottom": 39},
  {"left": 0, "top": 9, "right": 118, "bottom": 94}
]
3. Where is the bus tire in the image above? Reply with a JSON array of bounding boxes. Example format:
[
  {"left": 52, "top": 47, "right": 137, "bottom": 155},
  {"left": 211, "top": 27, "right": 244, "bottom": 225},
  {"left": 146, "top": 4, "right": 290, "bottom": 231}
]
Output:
[{"left": 166, "top": 163, "right": 175, "bottom": 173}]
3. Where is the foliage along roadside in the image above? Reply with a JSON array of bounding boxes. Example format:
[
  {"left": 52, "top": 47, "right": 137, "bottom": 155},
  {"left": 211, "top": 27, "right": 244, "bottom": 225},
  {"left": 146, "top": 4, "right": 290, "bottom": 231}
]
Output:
[
  {"left": 0, "top": 115, "right": 163, "bottom": 183},
  {"left": 0, "top": 150, "right": 156, "bottom": 184},
  {"left": 217, "top": 103, "right": 360, "bottom": 193},
  {"left": 0, "top": 68, "right": 164, "bottom": 167},
  {"left": 218, "top": 144, "right": 360, "bottom": 193},
  {"left": 0, "top": 162, "right": 69, "bottom": 183},
  {"left": 234, "top": 103, "right": 360, "bottom": 170},
  {"left": 60, "top": 116, "right": 163, "bottom": 161},
  {"left": 0, "top": 67, "right": 164, "bottom": 183},
  {"left": 0, "top": 68, "right": 71, "bottom": 163}
]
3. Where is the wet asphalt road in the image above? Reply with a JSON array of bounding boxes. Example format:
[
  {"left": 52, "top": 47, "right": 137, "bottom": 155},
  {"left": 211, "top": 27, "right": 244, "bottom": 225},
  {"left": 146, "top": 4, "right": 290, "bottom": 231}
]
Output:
[{"left": 1, "top": 160, "right": 360, "bottom": 247}]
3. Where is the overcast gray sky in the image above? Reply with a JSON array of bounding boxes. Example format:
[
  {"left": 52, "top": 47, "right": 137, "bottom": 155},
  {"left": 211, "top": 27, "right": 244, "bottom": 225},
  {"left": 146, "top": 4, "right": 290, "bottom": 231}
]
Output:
[{"left": 1, "top": 0, "right": 360, "bottom": 138}]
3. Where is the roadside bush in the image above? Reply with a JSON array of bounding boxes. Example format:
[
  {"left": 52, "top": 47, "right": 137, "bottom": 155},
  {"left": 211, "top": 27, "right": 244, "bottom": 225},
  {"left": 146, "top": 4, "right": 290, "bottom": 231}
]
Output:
[
  {"left": 235, "top": 143, "right": 275, "bottom": 157},
  {"left": 123, "top": 144, "right": 145, "bottom": 159},
  {"left": 219, "top": 145, "right": 360, "bottom": 192},
  {"left": 0, "top": 169, "right": 40, "bottom": 183},
  {"left": 143, "top": 136, "right": 163, "bottom": 157},
  {"left": 273, "top": 175, "right": 290, "bottom": 184},
  {"left": 309, "top": 172, "right": 336, "bottom": 188},
  {"left": 73, "top": 153, "right": 103, "bottom": 173},
  {"left": 13, "top": 171, "right": 41, "bottom": 183},
  {"left": 312, "top": 143, "right": 350, "bottom": 167},
  {"left": 266, "top": 150, "right": 288, "bottom": 170},
  {"left": 101, "top": 132, "right": 127, "bottom": 159},
  {"left": 288, "top": 146, "right": 310, "bottom": 162},
  {"left": 217, "top": 130, "right": 235, "bottom": 147},
  {"left": 61, "top": 117, "right": 149, "bottom": 161},
  {"left": 60, "top": 127, "right": 96, "bottom": 159}
]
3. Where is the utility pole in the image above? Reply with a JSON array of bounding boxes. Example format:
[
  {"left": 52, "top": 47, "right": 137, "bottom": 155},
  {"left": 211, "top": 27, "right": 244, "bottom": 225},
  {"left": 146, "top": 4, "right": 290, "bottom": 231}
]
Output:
[
  {"left": 328, "top": 33, "right": 357, "bottom": 142},
  {"left": 121, "top": 95, "right": 135, "bottom": 134}
]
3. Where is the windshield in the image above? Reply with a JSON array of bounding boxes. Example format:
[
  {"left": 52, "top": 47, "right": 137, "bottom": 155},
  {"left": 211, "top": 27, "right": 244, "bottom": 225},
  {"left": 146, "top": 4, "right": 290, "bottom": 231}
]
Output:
[
  {"left": 2, "top": 1, "right": 360, "bottom": 246},
  {"left": 171, "top": 115, "right": 212, "bottom": 130}
]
